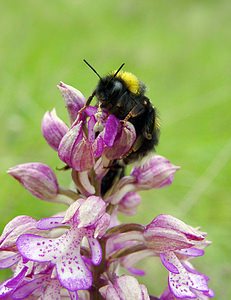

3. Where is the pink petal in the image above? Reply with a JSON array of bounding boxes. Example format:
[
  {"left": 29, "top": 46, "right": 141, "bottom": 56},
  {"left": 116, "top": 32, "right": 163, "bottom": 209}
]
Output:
[
  {"left": 176, "top": 248, "right": 204, "bottom": 258},
  {"left": 0, "top": 252, "right": 20, "bottom": 269},
  {"left": 87, "top": 236, "right": 102, "bottom": 265},
  {"left": 94, "top": 213, "right": 111, "bottom": 238},
  {"left": 0, "top": 216, "right": 37, "bottom": 249},
  {"left": 58, "top": 122, "right": 83, "bottom": 166},
  {"left": 93, "top": 134, "right": 105, "bottom": 158},
  {"left": 104, "top": 122, "right": 136, "bottom": 160},
  {"left": 17, "top": 229, "right": 93, "bottom": 291},
  {"left": 41, "top": 109, "right": 69, "bottom": 151},
  {"left": 12, "top": 275, "right": 50, "bottom": 299},
  {"left": 165, "top": 253, "right": 210, "bottom": 298},
  {"left": 56, "top": 248, "right": 92, "bottom": 291},
  {"left": 77, "top": 171, "right": 96, "bottom": 196},
  {"left": 88, "top": 115, "right": 96, "bottom": 143},
  {"left": 77, "top": 196, "right": 106, "bottom": 228},
  {"left": 84, "top": 106, "right": 98, "bottom": 117},
  {"left": 0, "top": 267, "right": 28, "bottom": 297},
  {"left": 37, "top": 217, "right": 65, "bottom": 230},
  {"left": 160, "top": 253, "right": 179, "bottom": 274},
  {"left": 121, "top": 250, "right": 153, "bottom": 276},
  {"left": 103, "top": 115, "right": 120, "bottom": 147},
  {"left": 71, "top": 139, "right": 95, "bottom": 172},
  {"left": 17, "top": 234, "right": 62, "bottom": 262},
  {"left": 115, "top": 275, "right": 144, "bottom": 299},
  {"left": 100, "top": 285, "right": 120, "bottom": 300},
  {"left": 63, "top": 201, "right": 81, "bottom": 224},
  {"left": 58, "top": 82, "right": 85, "bottom": 123},
  {"left": 0, "top": 216, "right": 35, "bottom": 244},
  {"left": 41, "top": 279, "right": 61, "bottom": 299}
]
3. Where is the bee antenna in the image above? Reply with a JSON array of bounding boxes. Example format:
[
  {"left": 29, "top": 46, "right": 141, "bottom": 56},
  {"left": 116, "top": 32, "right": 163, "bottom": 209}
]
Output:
[
  {"left": 113, "top": 63, "right": 125, "bottom": 78},
  {"left": 83, "top": 59, "right": 102, "bottom": 79}
]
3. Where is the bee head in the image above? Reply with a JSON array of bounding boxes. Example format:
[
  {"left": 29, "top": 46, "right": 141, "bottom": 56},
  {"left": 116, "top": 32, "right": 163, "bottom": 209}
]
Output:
[
  {"left": 85, "top": 62, "right": 126, "bottom": 103},
  {"left": 95, "top": 77, "right": 125, "bottom": 103}
]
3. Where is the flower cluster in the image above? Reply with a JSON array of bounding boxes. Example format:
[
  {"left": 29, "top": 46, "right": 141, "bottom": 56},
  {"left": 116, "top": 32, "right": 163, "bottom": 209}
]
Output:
[{"left": 0, "top": 82, "right": 214, "bottom": 299}]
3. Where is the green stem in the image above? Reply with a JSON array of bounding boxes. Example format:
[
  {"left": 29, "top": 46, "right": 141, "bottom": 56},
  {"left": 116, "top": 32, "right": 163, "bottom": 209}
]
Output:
[{"left": 58, "top": 186, "right": 79, "bottom": 200}]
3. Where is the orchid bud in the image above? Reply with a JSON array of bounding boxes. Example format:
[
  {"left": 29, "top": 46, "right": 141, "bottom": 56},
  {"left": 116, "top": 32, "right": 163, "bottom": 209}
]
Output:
[
  {"left": 144, "top": 214, "right": 206, "bottom": 253},
  {"left": 118, "top": 191, "right": 141, "bottom": 216},
  {"left": 58, "top": 82, "right": 85, "bottom": 123},
  {"left": 8, "top": 163, "right": 59, "bottom": 200},
  {"left": 131, "top": 155, "right": 180, "bottom": 189},
  {"left": 41, "top": 109, "right": 69, "bottom": 151},
  {"left": 146, "top": 214, "right": 205, "bottom": 241}
]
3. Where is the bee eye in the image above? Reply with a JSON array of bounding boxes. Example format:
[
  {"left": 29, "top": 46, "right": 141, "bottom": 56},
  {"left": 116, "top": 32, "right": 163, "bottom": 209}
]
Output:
[{"left": 112, "top": 81, "right": 123, "bottom": 93}]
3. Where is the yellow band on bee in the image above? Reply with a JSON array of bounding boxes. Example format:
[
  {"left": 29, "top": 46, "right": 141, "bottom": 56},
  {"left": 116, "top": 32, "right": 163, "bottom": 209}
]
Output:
[{"left": 113, "top": 71, "right": 140, "bottom": 94}]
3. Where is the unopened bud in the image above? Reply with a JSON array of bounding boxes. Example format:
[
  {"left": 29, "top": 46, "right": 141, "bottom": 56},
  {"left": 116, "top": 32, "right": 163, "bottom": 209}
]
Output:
[{"left": 8, "top": 163, "right": 59, "bottom": 200}]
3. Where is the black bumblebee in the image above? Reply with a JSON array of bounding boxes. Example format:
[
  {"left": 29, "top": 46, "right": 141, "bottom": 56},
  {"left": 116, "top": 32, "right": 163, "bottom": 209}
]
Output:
[{"left": 83, "top": 60, "right": 160, "bottom": 195}]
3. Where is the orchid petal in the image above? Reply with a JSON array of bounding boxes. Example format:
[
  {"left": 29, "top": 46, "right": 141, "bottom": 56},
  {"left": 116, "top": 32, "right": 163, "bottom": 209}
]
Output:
[
  {"left": 41, "top": 109, "right": 68, "bottom": 151},
  {"left": 71, "top": 139, "right": 95, "bottom": 172},
  {"left": 0, "top": 252, "right": 20, "bottom": 269},
  {"left": 58, "top": 82, "right": 85, "bottom": 123},
  {"left": 103, "top": 115, "right": 120, "bottom": 147},
  {"left": 12, "top": 275, "right": 50, "bottom": 299},
  {"left": 58, "top": 122, "right": 83, "bottom": 166},
  {"left": 77, "top": 196, "right": 106, "bottom": 228},
  {"left": 87, "top": 236, "right": 102, "bottom": 266},
  {"left": 37, "top": 217, "right": 65, "bottom": 230}
]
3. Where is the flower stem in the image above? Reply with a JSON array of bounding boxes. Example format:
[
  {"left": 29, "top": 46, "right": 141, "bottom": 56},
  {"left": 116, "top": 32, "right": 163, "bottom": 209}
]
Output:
[
  {"left": 105, "top": 223, "right": 144, "bottom": 236},
  {"left": 58, "top": 186, "right": 79, "bottom": 200}
]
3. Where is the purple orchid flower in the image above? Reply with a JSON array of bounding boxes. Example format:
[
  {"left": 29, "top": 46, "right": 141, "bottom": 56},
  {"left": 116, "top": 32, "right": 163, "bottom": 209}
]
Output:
[
  {"left": 1, "top": 82, "right": 214, "bottom": 299},
  {"left": 16, "top": 196, "right": 109, "bottom": 293},
  {"left": 58, "top": 105, "right": 136, "bottom": 172}
]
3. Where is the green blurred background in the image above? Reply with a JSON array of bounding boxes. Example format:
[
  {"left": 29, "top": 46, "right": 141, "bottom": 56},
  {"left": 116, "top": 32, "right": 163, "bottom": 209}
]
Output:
[{"left": 0, "top": 0, "right": 230, "bottom": 298}]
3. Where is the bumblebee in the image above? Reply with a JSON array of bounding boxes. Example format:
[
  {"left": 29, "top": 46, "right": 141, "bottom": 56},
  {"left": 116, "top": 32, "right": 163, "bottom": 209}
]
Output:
[{"left": 83, "top": 60, "right": 160, "bottom": 194}]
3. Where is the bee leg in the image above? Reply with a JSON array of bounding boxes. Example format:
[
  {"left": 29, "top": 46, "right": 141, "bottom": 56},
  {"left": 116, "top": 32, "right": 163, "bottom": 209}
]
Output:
[
  {"left": 77, "top": 91, "right": 96, "bottom": 117},
  {"left": 101, "top": 160, "right": 125, "bottom": 196},
  {"left": 86, "top": 91, "right": 96, "bottom": 106},
  {"left": 56, "top": 165, "right": 70, "bottom": 171},
  {"left": 123, "top": 103, "right": 146, "bottom": 123},
  {"left": 122, "top": 135, "right": 144, "bottom": 159}
]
